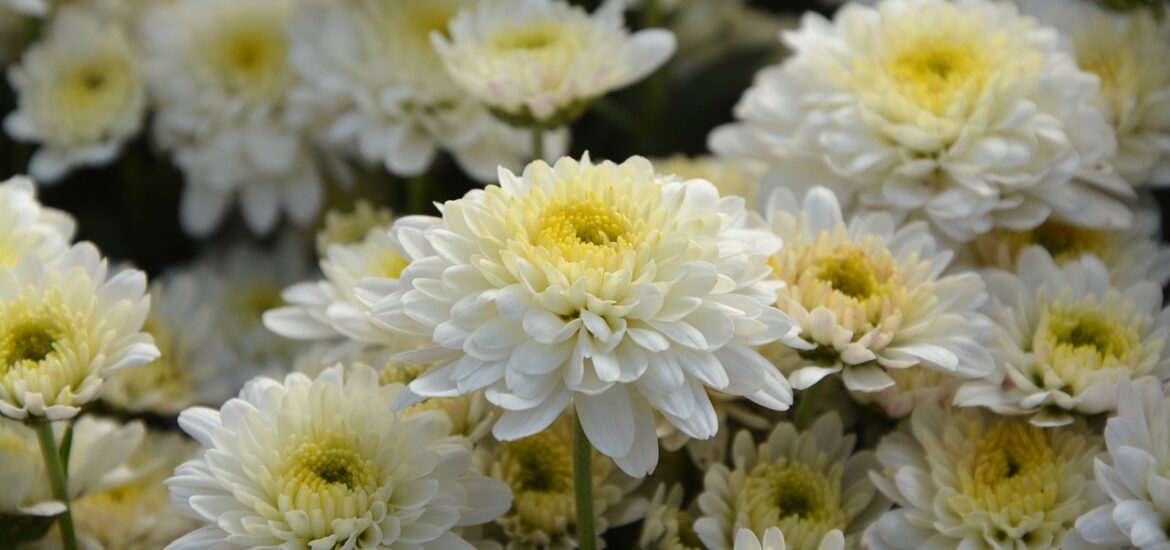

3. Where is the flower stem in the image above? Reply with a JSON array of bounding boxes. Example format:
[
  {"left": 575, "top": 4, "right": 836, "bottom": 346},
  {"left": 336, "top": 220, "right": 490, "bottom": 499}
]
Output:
[
  {"left": 531, "top": 125, "right": 545, "bottom": 162},
  {"left": 793, "top": 381, "right": 824, "bottom": 430},
  {"left": 32, "top": 421, "right": 76, "bottom": 550},
  {"left": 572, "top": 413, "right": 596, "bottom": 550},
  {"left": 407, "top": 173, "right": 429, "bottom": 215}
]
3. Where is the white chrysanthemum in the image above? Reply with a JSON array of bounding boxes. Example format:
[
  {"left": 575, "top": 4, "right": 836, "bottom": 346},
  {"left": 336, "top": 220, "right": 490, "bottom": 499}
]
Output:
[
  {"left": 956, "top": 246, "right": 1170, "bottom": 426},
  {"left": 484, "top": 413, "right": 644, "bottom": 549},
  {"left": 315, "top": 200, "right": 395, "bottom": 257},
  {"left": 99, "top": 275, "right": 229, "bottom": 415},
  {"left": 173, "top": 236, "right": 313, "bottom": 404},
  {"left": 865, "top": 402, "right": 1102, "bottom": 549},
  {"left": 964, "top": 206, "right": 1170, "bottom": 286},
  {"left": 141, "top": 0, "right": 324, "bottom": 236},
  {"left": 0, "top": 175, "right": 75, "bottom": 268},
  {"left": 368, "top": 155, "right": 802, "bottom": 477},
  {"left": 693, "top": 413, "right": 889, "bottom": 550},
  {"left": 638, "top": 484, "right": 703, "bottom": 550},
  {"left": 65, "top": 430, "right": 201, "bottom": 550},
  {"left": 652, "top": 155, "right": 764, "bottom": 211},
  {"left": 5, "top": 7, "right": 145, "bottom": 183},
  {"left": 765, "top": 187, "right": 993, "bottom": 393},
  {"left": 0, "top": 416, "right": 144, "bottom": 520},
  {"left": 1020, "top": 0, "right": 1170, "bottom": 187},
  {"left": 0, "top": 243, "right": 157, "bottom": 420},
  {"left": 286, "top": 0, "right": 562, "bottom": 182},
  {"left": 711, "top": 0, "right": 1133, "bottom": 243},
  {"left": 664, "top": 0, "right": 796, "bottom": 79},
  {"left": 734, "top": 527, "right": 845, "bottom": 550},
  {"left": 433, "top": 0, "right": 676, "bottom": 125},
  {"left": 167, "top": 365, "right": 512, "bottom": 549},
  {"left": 848, "top": 366, "right": 962, "bottom": 419},
  {"left": 1075, "top": 380, "right": 1170, "bottom": 549}
]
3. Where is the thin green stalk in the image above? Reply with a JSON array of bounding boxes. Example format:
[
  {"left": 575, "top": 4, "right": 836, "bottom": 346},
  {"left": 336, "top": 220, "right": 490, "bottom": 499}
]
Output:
[
  {"left": 531, "top": 125, "right": 545, "bottom": 162},
  {"left": 793, "top": 381, "right": 824, "bottom": 431},
  {"left": 33, "top": 421, "right": 76, "bottom": 550},
  {"left": 641, "top": 0, "right": 667, "bottom": 151},
  {"left": 407, "top": 173, "right": 430, "bottom": 215},
  {"left": 572, "top": 414, "right": 596, "bottom": 550}
]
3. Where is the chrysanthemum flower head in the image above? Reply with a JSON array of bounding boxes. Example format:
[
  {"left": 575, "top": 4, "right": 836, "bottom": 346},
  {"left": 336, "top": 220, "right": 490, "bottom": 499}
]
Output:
[
  {"left": 486, "top": 413, "right": 644, "bottom": 548},
  {"left": 167, "top": 365, "right": 512, "bottom": 549},
  {"left": 368, "top": 154, "right": 802, "bottom": 477},
  {"left": 712, "top": 0, "right": 1133, "bottom": 242},
  {"left": 956, "top": 246, "right": 1170, "bottom": 426},
  {"left": 638, "top": 483, "right": 703, "bottom": 550},
  {"left": 0, "top": 175, "right": 74, "bottom": 268},
  {"left": 693, "top": 412, "right": 889, "bottom": 550},
  {"left": 433, "top": 0, "right": 676, "bottom": 126},
  {"left": 315, "top": 200, "right": 395, "bottom": 256},
  {"left": 734, "top": 527, "right": 845, "bottom": 550},
  {"left": 5, "top": 6, "right": 146, "bottom": 183},
  {"left": 866, "top": 402, "right": 1102, "bottom": 549},
  {"left": 765, "top": 186, "right": 994, "bottom": 394},
  {"left": 1075, "top": 379, "right": 1170, "bottom": 549},
  {"left": 0, "top": 242, "right": 157, "bottom": 420}
]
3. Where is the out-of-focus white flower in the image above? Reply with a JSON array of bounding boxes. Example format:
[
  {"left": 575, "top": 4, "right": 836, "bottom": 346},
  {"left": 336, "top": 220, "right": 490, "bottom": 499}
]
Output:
[
  {"left": 711, "top": 0, "right": 1133, "bottom": 243},
  {"left": 5, "top": 7, "right": 145, "bottom": 183},
  {"left": 957, "top": 247, "right": 1170, "bottom": 426},
  {"left": 638, "top": 484, "right": 702, "bottom": 550},
  {"left": 367, "top": 155, "right": 802, "bottom": 477},
  {"left": 1020, "top": 0, "right": 1170, "bottom": 187},
  {"left": 287, "top": 0, "right": 562, "bottom": 181},
  {"left": 485, "top": 413, "right": 644, "bottom": 548},
  {"left": 0, "top": 415, "right": 145, "bottom": 518},
  {"left": 963, "top": 206, "right": 1170, "bottom": 286},
  {"left": 314, "top": 200, "right": 394, "bottom": 256},
  {"left": 141, "top": 0, "right": 324, "bottom": 237},
  {"left": 866, "top": 403, "right": 1102, "bottom": 549},
  {"left": 652, "top": 155, "right": 763, "bottom": 211},
  {"left": 433, "top": 0, "right": 676, "bottom": 126},
  {"left": 0, "top": 243, "right": 157, "bottom": 420},
  {"left": 167, "top": 365, "right": 512, "bottom": 549},
  {"left": 733, "top": 527, "right": 845, "bottom": 550},
  {"left": 0, "top": 176, "right": 75, "bottom": 268},
  {"left": 765, "top": 187, "right": 993, "bottom": 393},
  {"left": 693, "top": 413, "right": 889, "bottom": 550},
  {"left": 664, "top": 0, "right": 797, "bottom": 79},
  {"left": 1076, "top": 380, "right": 1170, "bottom": 549},
  {"left": 65, "top": 431, "right": 201, "bottom": 550}
]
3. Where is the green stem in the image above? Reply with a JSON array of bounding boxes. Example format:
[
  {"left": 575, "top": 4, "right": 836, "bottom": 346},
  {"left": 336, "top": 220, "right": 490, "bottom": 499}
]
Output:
[
  {"left": 572, "top": 414, "right": 596, "bottom": 550},
  {"left": 531, "top": 125, "right": 545, "bottom": 162},
  {"left": 407, "top": 174, "right": 429, "bottom": 215},
  {"left": 793, "top": 381, "right": 824, "bottom": 431},
  {"left": 641, "top": 0, "right": 667, "bottom": 152},
  {"left": 33, "top": 421, "right": 76, "bottom": 550}
]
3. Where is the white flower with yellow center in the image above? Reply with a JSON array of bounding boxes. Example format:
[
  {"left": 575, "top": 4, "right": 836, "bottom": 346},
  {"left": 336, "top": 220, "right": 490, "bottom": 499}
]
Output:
[
  {"left": 167, "top": 365, "right": 512, "bottom": 549},
  {"left": 484, "top": 413, "right": 644, "bottom": 549},
  {"left": 652, "top": 155, "right": 764, "bottom": 211},
  {"left": 734, "top": 527, "right": 845, "bottom": 550},
  {"left": 141, "top": 0, "right": 324, "bottom": 236},
  {"left": 964, "top": 207, "right": 1170, "bottom": 286},
  {"left": 315, "top": 200, "right": 395, "bottom": 257},
  {"left": 956, "top": 246, "right": 1170, "bottom": 426},
  {"left": 0, "top": 175, "right": 74, "bottom": 268},
  {"left": 287, "top": 0, "right": 562, "bottom": 182},
  {"left": 1075, "top": 380, "right": 1170, "bottom": 549},
  {"left": 693, "top": 413, "right": 889, "bottom": 550},
  {"left": 865, "top": 403, "right": 1102, "bottom": 549},
  {"left": 367, "top": 155, "right": 802, "bottom": 477},
  {"left": 5, "top": 7, "right": 146, "bottom": 183},
  {"left": 638, "top": 483, "right": 704, "bottom": 550},
  {"left": 711, "top": 0, "right": 1133, "bottom": 243},
  {"left": 0, "top": 416, "right": 144, "bottom": 522},
  {"left": 1020, "top": 0, "right": 1170, "bottom": 187},
  {"left": 433, "top": 0, "right": 676, "bottom": 125},
  {"left": 0, "top": 242, "right": 157, "bottom": 420},
  {"left": 766, "top": 187, "right": 993, "bottom": 393},
  {"left": 69, "top": 430, "right": 201, "bottom": 550}
]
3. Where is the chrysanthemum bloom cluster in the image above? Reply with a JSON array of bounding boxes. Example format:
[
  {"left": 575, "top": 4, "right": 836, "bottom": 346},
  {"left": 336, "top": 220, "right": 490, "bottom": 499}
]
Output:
[
  {"left": 957, "top": 247, "right": 1170, "bottom": 426},
  {"left": 765, "top": 186, "right": 993, "bottom": 393},
  {"left": 167, "top": 365, "right": 512, "bottom": 549},
  {"left": 712, "top": 0, "right": 1133, "bottom": 242},
  {"left": 433, "top": 0, "right": 676, "bottom": 127},
  {"left": 367, "top": 154, "right": 803, "bottom": 476}
]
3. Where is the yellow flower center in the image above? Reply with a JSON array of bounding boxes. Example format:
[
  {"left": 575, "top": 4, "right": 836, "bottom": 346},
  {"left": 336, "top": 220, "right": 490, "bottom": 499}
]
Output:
[
  {"left": 496, "top": 418, "right": 583, "bottom": 543},
  {"left": 1032, "top": 305, "right": 1142, "bottom": 394},
  {"left": 888, "top": 39, "right": 985, "bottom": 115},
  {"left": 278, "top": 439, "right": 376, "bottom": 495},
  {"left": 204, "top": 15, "right": 290, "bottom": 102},
  {"left": 47, "top": 54, "right": 136, "bottom": 144},
  {"left": 742, "top": 459, "right": 845, "bottom": 549},
  {"left": 492, "top": 26, "right": 563, "bottom": 51},
  {"left": 537, "top": 200, "right": 634, "bottom": 265},
  {"left": 972, "top": 219, "right": 1107, "bottom": 271},
  {"left": 814, "top": 247, "right": 882, "bottom": 300},
  {"left": 375, "top": 250, "right": 410, "bottom": 280},
  {"left": 0, "top": 301, "right": 71, "bottom": 375}
]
